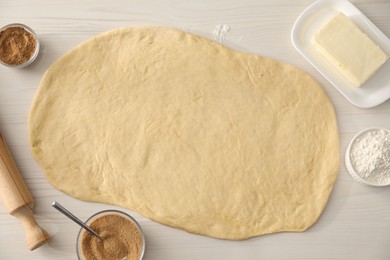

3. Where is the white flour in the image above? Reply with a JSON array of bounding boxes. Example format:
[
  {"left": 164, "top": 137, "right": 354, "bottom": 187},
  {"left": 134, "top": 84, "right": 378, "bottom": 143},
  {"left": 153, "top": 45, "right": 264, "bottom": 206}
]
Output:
[
  {"left": 212, "top": 24, "right": 230, "bottom": 43},
  {"left": 350, "top": 129, "right": 390, "bottom": 184}
]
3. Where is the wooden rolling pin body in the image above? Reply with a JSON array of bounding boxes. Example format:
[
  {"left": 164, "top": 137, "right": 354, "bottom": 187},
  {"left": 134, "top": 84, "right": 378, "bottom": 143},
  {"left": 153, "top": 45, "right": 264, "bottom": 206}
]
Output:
[{"left": 0, "top": 133, "right": 49, "bottom": 250}]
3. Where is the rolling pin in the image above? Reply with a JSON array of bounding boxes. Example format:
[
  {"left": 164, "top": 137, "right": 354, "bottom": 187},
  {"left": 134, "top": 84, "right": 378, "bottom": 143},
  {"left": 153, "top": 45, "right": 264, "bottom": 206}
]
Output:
[{"left": 0, "top": 133, "right": 49, "bottom": 250}]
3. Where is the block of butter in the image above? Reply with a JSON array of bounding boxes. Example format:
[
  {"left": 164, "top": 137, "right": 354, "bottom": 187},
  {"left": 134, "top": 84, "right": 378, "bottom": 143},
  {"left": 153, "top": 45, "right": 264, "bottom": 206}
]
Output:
[{"left": 312, "top": 12, "right": 388, "bottom": 87}]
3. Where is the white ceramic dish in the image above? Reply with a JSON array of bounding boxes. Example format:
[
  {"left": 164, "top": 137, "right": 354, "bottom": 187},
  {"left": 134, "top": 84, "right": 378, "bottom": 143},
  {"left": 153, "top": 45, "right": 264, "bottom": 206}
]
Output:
[
  {"left": 345, "top": 127, "right": 390, "bottom": 187},
  {"left": 291, "top": 0, "right": 390, "bottom": 108}
]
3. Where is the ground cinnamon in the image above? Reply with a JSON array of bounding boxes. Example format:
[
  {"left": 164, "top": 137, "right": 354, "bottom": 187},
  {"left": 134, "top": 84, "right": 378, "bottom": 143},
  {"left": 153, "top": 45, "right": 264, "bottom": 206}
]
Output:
[
  {"left": 0, "top": 26, "right": 36, "bottom": 65},
  {"left": 81, "top": 214, "right": 143, "bottom": 260}
]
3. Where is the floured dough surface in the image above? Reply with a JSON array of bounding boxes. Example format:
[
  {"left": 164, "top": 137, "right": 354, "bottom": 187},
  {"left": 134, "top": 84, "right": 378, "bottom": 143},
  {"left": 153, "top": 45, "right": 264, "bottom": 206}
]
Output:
[{"left": 29, "top": 27, "right": 339, "bottom": 240}]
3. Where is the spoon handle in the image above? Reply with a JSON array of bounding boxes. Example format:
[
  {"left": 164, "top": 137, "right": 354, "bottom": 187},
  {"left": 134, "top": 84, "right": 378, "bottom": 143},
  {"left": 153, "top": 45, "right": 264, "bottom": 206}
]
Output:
[{"left": 52, "top": 201, "right": 104, "bottom": 240}]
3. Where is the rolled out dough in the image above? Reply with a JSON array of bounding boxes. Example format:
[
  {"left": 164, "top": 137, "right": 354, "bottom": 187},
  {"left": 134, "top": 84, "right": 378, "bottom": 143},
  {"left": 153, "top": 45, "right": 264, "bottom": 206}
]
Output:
[{"left": 29, "top": 27, "right": 339, "bottom": 240}]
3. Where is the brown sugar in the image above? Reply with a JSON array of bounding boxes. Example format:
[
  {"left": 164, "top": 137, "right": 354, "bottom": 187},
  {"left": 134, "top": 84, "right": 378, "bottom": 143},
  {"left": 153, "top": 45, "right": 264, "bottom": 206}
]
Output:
[
  {"left": 81, "top": 214, "right": 143, "bottom": 260},
  {"left": 0, "top": 26, "right": 36, "bottom": 65}
]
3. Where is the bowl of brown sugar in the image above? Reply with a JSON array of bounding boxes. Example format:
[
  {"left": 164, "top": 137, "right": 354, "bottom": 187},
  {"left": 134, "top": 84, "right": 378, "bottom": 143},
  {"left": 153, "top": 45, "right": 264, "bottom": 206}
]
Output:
[
  {"left": 0, "top": 23, "right": 39, "bottom": 68},
  {"left": 76, "top": 210, "right": 145, "bottom": 260}
]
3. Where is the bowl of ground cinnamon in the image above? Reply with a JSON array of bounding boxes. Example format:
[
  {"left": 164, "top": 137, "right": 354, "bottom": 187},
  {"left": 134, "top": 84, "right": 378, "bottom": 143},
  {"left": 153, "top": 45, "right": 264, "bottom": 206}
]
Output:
[
  {"left": 0, "top": 23, "right": 39, "bottom": 68},
  {"left": 76, "top": 210, "right": 145, "bottom": 260}
]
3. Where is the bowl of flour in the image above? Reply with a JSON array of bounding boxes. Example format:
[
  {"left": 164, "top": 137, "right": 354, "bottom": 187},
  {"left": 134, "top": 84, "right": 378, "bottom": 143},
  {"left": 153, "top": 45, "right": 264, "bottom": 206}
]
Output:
[{"left": 345, "top": 127, "right": 390, "bottom": 186}]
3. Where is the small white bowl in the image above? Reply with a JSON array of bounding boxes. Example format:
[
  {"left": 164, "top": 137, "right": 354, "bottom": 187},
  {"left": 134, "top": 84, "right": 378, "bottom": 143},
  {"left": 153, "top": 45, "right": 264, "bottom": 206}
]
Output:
[
  {"left": 0, "top": 23, "right": 40, "bottom": 68},
  {"left": 345, "top": 127, "right": 390, "bottom": 187}
]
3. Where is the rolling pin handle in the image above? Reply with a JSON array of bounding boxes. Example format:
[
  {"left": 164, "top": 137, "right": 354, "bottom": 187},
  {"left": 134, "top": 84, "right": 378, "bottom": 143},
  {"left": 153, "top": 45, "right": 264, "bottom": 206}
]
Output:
[
  {"left": 0, "top": 133, "right": 49, "bottom": 250},
  {"left": 12, "top": 205, "right": 50, "bottom": 250}
]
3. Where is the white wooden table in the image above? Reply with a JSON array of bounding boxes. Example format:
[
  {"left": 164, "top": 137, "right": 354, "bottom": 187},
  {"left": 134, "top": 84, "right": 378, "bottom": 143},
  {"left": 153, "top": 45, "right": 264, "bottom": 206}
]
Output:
[{"left": 1, "top": 0, "right": 389, "bottom": 259}]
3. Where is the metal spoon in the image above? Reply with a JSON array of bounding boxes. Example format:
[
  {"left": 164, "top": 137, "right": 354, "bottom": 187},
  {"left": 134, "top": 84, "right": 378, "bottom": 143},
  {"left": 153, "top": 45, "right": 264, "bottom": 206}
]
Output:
[{"left": 51, "top": 201, "right": 104, "bottom": 241}]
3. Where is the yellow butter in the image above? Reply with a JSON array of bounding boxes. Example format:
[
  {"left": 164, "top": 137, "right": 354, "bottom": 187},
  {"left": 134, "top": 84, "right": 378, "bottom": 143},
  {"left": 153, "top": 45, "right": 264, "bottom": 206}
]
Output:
[{"left": 312, "top": 13, "right": 388, "bottom": 87}]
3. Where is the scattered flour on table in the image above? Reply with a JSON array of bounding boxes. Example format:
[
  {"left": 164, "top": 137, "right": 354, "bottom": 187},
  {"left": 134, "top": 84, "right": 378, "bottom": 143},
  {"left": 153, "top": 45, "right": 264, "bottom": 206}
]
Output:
[
  {"left": 212, "top": 24, "right": 230, "bottom": 43},
  {"left": 350, "top": 129, "right": 390, "bottom": 184}
]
